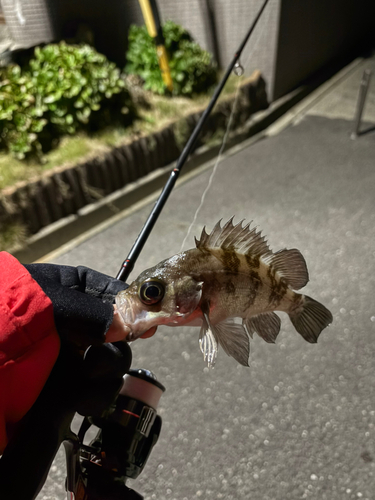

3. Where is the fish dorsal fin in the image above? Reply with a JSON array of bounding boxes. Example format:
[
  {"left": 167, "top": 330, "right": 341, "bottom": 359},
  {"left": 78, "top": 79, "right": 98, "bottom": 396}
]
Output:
[
  {"left": 195, "top": 218, "right": 270, "bottom": 256},
  {"left": 261, "top": 249, "right": 309, "bottom": 290}
]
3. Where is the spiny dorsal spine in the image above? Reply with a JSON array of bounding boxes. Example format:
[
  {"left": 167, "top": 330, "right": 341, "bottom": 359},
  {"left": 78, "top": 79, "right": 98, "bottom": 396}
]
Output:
[{"left": 195, "top": 218, "right": 271, "bottom": 257}]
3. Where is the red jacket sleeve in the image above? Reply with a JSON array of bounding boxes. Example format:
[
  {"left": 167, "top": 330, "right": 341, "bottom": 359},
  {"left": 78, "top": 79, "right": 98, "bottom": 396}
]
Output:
[{"left": 0, "top": 252, "right": 60, "bottom": 454}]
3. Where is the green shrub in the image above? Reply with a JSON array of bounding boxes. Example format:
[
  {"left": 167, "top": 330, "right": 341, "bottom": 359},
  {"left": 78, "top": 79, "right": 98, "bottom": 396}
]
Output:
[
  {"left": 0, "top": 65, "right": 47, "bottom": 158},
  {"left": 0, "top": 42, "right": 134, "bottom": 159},
  {"left": 126, "top": 21, "right": 217, "bottom": 96},
  {"left": 30, "top": 43, "right": 133, "bottom": 133}
]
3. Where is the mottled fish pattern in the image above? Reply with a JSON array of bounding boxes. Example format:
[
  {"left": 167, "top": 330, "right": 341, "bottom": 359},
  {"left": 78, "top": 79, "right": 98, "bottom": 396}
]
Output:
[{"left": 116, "top": 218, "right": 333, "bottom": 367}]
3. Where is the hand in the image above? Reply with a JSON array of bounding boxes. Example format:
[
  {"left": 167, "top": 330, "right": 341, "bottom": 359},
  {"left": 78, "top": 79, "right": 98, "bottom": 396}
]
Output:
[
  {"left": 20, "top": 262, "right": 159, "bottom": 420},
  {"left": 24, "top": 263, "right": 157, "bottom": 348}
]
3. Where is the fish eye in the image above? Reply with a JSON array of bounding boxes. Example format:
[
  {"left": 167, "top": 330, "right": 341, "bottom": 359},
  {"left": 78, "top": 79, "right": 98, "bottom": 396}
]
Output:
[{"left": 139, "top": 280, "right": 165, "bottom": 305}]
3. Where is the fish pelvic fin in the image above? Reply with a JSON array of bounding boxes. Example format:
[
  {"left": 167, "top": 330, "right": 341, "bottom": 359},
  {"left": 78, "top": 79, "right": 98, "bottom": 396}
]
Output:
[
  {"left": 199, "top": 303, "right": 218, "bottom": 368},
  {"left": 199, "top": 322, "right": 218, "bottom": 368},
  {"left": 289, "top": 295, "right": 333, "bottom": 343},
  {"left": 262, "top": 249, "right": 309, "bottom": 290},
  {"left": 243, "top": 312, "right": 281, "bottom": 344}
]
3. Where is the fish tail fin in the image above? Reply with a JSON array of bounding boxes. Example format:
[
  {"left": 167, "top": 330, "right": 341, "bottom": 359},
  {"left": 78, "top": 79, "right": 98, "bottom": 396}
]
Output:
[{"left": 289, "top": 295, "right": 333, "bottom": 343}]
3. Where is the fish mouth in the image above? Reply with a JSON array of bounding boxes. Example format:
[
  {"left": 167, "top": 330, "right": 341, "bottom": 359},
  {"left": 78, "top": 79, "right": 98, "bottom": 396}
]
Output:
[
  {"left": 115, "top": 293, "right": 160, "bottom": 342},
  {"left": 115, "top": 293, "right": 137, "bottom": 341},
  {"left": 126, "top": 331, "right": 136, "bottom": 342}
]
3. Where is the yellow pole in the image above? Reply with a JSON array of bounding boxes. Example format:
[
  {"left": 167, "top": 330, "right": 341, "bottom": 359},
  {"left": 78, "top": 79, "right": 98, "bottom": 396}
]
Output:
[{"left": 138, "top": 0, "right": 173, "bottom": 92}]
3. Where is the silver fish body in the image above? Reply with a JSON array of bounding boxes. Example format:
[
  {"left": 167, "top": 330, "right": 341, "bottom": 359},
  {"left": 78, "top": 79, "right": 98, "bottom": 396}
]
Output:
[{"left": 116, "top": 218, "right": 333, "bottom": 367}]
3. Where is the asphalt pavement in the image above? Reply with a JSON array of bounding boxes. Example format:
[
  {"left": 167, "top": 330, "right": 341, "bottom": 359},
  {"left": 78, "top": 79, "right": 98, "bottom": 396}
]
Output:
[{"left": 38, "top": 54, "right": 375, "bottom": 500}]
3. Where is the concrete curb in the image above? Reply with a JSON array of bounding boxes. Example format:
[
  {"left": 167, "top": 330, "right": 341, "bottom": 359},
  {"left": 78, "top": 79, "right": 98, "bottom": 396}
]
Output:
[{"left": 4, "top": 73, "right": 266, "bottom": 254}]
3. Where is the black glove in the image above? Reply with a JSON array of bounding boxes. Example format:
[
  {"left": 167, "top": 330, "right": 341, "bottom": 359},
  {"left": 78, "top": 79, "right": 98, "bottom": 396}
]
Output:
[
  {"left": 24, "top": 263, "right": 128, "bottom": 350},
  {"left": 23, "top": 262, "right": 132, "bottom": 414}
]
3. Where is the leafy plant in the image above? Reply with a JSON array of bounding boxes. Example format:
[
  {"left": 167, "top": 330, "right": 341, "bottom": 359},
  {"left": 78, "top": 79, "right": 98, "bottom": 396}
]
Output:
[
  {"left": 0, "top": 42, "right": 134, "bottom": 159},
  {"left": 30, "top": 43, "right": 132, "bottom": 134},
  {"left": 0, "top": 65, "right": 47, "bottom": 158},
  {"left": 126, "top": 21, "right": 217, "bottom": 96}
]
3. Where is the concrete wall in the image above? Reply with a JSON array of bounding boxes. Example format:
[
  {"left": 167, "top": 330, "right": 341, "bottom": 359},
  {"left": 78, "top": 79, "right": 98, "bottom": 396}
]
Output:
[
  {"left": 159, "top": 0, "right": 375, "bottom": 100},
  {"left": 157, "top": 0, "right": 280, "bottom": 103},
  {"left": 2, "top": 0, "right": 53, "bottom": 48},
  {"left": 2, "top": 0, "right": 281, "bottom": 101},
  {"left": 47, "top": 0, "right": 143, "bottom": 66},
  {"left": 3, "top": 1, "right": 374, "bottom": 102},
  {"left": 273, "top": 0, "right": 375, "bottom": 99}
]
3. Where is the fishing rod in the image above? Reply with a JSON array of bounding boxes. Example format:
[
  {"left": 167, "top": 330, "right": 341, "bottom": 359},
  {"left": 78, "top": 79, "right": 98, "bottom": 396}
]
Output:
[{"left": 117, "top": 0, "right": 270, "bottom": 282}]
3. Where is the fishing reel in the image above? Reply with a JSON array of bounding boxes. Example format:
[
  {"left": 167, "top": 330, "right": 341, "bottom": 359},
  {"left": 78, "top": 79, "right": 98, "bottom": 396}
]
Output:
[
  {"left": 64, "top": 367, "right": 165, "bottom": 500},
  {"left": 0, "top": 342, "right": 164, "bottom": 500}
]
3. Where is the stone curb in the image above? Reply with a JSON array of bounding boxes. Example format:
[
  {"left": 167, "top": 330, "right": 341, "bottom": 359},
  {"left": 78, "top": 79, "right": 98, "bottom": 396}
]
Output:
[{"left": 1, "top": 72, "right": 267, "bottom": 237}]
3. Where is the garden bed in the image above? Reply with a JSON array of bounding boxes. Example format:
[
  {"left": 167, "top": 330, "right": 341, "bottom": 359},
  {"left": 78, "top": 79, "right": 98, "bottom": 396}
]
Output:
[{"left": 0, "top": 70, "right": 268, "bottom": 253}]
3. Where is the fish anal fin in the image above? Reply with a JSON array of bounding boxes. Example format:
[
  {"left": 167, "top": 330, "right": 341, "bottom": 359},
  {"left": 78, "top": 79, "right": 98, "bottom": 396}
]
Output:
[
  {"left": 264, "top": 248, "right": 309, "bottom": 290},
  {"left": 211, "top": 318, "right": 250, "bottom": 367},
  {"left": 243, "top": 312, "right": 281, "bottom": 344}
]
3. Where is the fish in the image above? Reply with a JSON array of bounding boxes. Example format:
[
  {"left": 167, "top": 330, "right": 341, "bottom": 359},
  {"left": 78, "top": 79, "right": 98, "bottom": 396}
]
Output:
[{"left": 115, "top": 218, "right": 333, "bottom": 367}]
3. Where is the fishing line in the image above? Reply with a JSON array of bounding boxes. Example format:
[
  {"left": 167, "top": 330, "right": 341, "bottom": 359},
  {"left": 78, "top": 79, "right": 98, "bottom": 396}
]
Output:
[
  {"left": 179, "top": 83, "right": 242, "bottom": 252},
  {"left": 117, "top": 0, "right": 271, "bottom": 281},
  {"left": 180, "top": 4, "right": 271, "bottom": 252}
]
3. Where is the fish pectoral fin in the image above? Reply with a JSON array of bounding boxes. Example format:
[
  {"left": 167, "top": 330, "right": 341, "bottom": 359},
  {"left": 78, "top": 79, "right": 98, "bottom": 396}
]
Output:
[
  {"left": 243, "top": 312, "right": 281, "bottom": 344},
  {"left": 199, "top": 313, "right": 218, "bottom": 368},
  {"left": 211, "top": 318, "right": 250, "bottom": 367}
]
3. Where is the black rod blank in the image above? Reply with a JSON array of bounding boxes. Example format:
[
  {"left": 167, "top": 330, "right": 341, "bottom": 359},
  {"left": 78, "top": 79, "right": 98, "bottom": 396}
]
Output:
[{"left": 117, "top": 0, "right": 270, "bottom": 282}]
